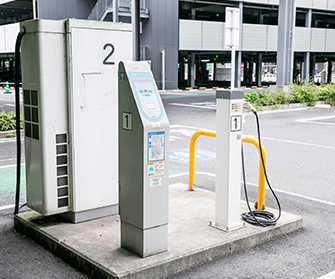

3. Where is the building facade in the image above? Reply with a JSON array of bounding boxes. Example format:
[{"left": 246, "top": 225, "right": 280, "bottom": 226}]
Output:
[{"left": 1, "top": 0, "right": 335, "bottom": 89}]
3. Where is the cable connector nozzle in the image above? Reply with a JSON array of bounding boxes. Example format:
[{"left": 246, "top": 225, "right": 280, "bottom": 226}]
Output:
[{"left": 243, "top": 99, "right": 257, "bottom": 113}]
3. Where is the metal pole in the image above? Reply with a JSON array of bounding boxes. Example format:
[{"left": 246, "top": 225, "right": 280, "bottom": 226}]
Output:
[
  {"left": 230, "top": 9, "right": 235, "bottom": 90},
  {"left": 231, "top": 48, "right": 235, "bottom": 90},
  {"left": 235, "top": 2, "right": 243, "bottom": 88},
  {"left": 113, "top": 0, "right": 119, "bottom": 22},
  {"left": 276, "top": 0, "right": 296, "bottom": 85},
  {"left": 131, "top": 0, "right": 140, "bottom": 61},
  {"left": 32, "top": 0, "right": 36, "bottom": 19},
  {"left": 161, "top": 50, "right": 165, "bottom": 90}
]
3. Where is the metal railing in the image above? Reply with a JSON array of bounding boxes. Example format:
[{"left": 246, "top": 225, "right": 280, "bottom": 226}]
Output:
[
  {"left": 188, "top": 130, "right": 266, "bottom": 211},
  {"left": 88, "top": 0, "right": 148, "bottom": 21}
]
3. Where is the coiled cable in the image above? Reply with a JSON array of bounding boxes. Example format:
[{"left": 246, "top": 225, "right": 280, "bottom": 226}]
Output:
[{"left": 241, "top": 111, "right": 281, "bottom": 227}]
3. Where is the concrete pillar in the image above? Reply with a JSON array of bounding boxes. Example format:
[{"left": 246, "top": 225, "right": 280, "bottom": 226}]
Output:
[
  {"left": 235, "top": 52, "right": 242, "bottom": 88},
  {"left": 276, "top": 0, "right": 296, "bottom": 86},
  {"left": 311, "top": 55, "right": 316, "bottom": 83},
  {"left": 244, "top": 62, "right": 250, "bottom": 85},
  {"left": 327, "top": 61, "right": 332, "bottom": 83},
  {"left": 303, "top": 9, "right": 312, "bottom": 82},
  {"left": 191, "top": 8, "right": 196, "bottom": 20},
  {"left": 188, "top": 52, "right": 195, "bottom": 87},
  {"left": 304, "top": 53, "right": 310, "bottom": 82},
  {"left": 256, "top": 53, "right": 262, "bottom": 87}
]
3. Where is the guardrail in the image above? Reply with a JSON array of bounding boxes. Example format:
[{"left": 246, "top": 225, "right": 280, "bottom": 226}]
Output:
[{"left": 189, "top": 130, "right": 266, "bottom": 211}]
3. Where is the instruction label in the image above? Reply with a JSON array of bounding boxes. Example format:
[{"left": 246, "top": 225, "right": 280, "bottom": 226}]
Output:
[
  {"left": 231, "top": 102, "right": 242, "bottom": 113},
  {"left": 148, "top": 131, "right": 165, "bottom": 162},
  {"left": 147, "top": 161, "right": 165, "bottom": 177}
]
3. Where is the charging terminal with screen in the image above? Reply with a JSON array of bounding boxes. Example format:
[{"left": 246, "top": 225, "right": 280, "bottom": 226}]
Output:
[{"left": 118, "top": 61, "right": 169, "bottom": 258}]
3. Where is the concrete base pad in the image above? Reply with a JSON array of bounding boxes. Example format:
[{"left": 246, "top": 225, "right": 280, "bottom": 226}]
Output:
[{"left": 14, "top": 183, "right": 303, "bottom": 279}]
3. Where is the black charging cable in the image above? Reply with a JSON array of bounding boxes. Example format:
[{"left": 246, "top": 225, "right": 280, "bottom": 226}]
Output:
[
  {"left": 241, "top": 111, "right": 281, "bottom": 227},
  {"left": 14, "top": 27, "right": 26, "bottom": 215}
]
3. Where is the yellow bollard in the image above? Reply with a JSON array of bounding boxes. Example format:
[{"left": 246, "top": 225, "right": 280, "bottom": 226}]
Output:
[
  {"left": 189, "top": 131, "right": 216, "bottom": 191},
  {"left": 241, "top": 136, "right": 266, "bottom": 211},
  {"left": 188, "top": 131, "right": 266, "bottom": 211}
]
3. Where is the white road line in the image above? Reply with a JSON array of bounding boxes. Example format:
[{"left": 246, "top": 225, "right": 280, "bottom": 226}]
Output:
[
  {"left": 170, "top": 125, "right": 334, "bottom": 150},
  {"left": 170, "top": 124, "right": 216, "bottom": 133},
  {"left": 169, "top": 103, "right": 216, "bottom": 110},
  {"left": 318, "top": 270, "right": 335, "bottom": 279},
  {"left": 169, "top": 172, "right": 335, "bottom": 207},
  {"left": 256, "top": 107, "right": 308, "bottom": 115},
  {"left": 4, "top": 104, "right": 14, "bottom": 107},
  {"left": 0, "top": 204, "right": 15, "bottom": 211},
  {"left": 296, "top": 115, "right": 335, "bottom": 126},
  {"left": 259, "top": 135, "right": 335, "bottom": 150},
  {"left": 245, "top": 181, "right": 335, "bottom": 207},
  {"left": 169, "top": 103, "right": 309, "bottom": 113}
]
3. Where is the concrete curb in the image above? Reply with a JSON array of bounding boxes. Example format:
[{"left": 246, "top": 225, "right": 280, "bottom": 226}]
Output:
[{"left": 0, "top": 130, "right": 24, "bottom": 139}]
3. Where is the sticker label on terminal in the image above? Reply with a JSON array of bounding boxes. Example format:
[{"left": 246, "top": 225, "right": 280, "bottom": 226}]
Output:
[
  {"left": 150, "top": 177, "right": 162, "bottom": 187},
  {"left": 231, "top": 102, "right": 242, "bottom": 113},
  {"left": 148, "top": 131, "right": 165, "bottom": 161},
  {"left": 147, "top": 161, "right": 165, "bottom": 177}
]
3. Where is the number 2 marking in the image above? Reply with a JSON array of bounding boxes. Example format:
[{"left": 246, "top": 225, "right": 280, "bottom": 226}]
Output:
[{"left": 103, "top": 43, "right": 115, "bottom": 65}]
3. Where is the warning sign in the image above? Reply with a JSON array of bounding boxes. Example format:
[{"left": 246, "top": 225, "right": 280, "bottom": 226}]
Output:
[
  {"left": 147, "top": 161, "right": 165, "bottom": 177},
  {"left": 148, "top": 131, "right": 165, "bottom": 162}
]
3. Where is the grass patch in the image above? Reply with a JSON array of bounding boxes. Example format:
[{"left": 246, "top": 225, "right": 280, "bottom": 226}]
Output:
[
  {"left": 245, "top": 80, "right": 335, "bottom": 109},
  {"left": 0, "top": 110, "right": 23, "bottom": 131}
]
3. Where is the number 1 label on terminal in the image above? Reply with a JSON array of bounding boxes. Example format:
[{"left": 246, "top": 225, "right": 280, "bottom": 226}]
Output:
[
  {"left": 231, "top": 115, "right": 242, "bottom": 132},
  {"left": 122, "top": 112, "right": 133, "bottom": 131}
]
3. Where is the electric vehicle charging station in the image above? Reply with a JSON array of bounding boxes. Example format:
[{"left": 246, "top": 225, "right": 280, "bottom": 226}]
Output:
[
  {"left": 212, "top": 89, "right": 245, "bottom": 231},
  {"left": 20, "top": 19, "right": 132, "bottom": 222},
  {"left": 118, "top": 61, "right": 169, "bottom": 258}
]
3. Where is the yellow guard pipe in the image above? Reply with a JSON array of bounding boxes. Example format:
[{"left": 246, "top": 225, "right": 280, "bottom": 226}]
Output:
[{"left": 189, "top": 131, "right": 266, "bottom": 211}]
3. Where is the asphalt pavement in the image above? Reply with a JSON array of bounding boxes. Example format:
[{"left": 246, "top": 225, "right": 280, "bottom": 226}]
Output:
[{"left": 1, "top": 89, "right": 335, "bottom": 278}]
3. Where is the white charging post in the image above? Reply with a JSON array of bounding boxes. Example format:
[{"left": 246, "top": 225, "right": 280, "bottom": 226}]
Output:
[
  {"left": 118, "top": 61, "right": 169, "bottom": 257},
  {"left": 212, "top": 90, "right": 244, "bottom": 231}
]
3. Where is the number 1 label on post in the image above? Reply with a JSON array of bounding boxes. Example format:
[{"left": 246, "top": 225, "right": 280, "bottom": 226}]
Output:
[
  {"left": 230, "top": 115, "right": 242, "bottom": 132},
  {"left": 122, "top": 112, "right": 133, "bottom": 131}
]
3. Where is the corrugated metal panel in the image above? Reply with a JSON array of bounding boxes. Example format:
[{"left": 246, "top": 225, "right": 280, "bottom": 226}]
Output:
[
  {"left": 244, "top": 0, "right": 268, "bottom": 4},
  {"left": 267, "top": 25, "right": 278, "bottom": 51},
  {"left": 1, "top": 23, "right": 20, "bottom": 53},
  {"left": 296, "top": 0, "right": 313, "bottom": 9},
  {"left": 294, "top": 27, "right": 311, "bottom": 52},
  {"left": 311, "top": 28, "right": 326, "bottom": 52},
  {"left": 325, "top": 29, "right": 335, "bottom": 52},
  {"left": 38, "top": 0, "right": 95, "bottom": 20},
  {"left": 0, "top": 26, "right": 5, "bottom": 53},
  {"left": 242, "top": 24, "right": 267, "bottom": 51},
  {"left": 313, "top": 0, "right": 328, "bottom": 10},
  {"left": 179, "top": 20, "right": 202, "bottom": 50},
  {"left": 202, "top": 21, "right": 223, "bottom": 50},
  {"left": 328, "top": 0, "right": 335, "bottom": 11}
]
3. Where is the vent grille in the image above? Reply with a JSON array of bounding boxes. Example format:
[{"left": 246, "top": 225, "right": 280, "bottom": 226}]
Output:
[
  {"left": 56, "top": 133, "right": 69, "bottom": 208},
  {"left": 23, "top": 89, "right": 39, "bottom": 140}
]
